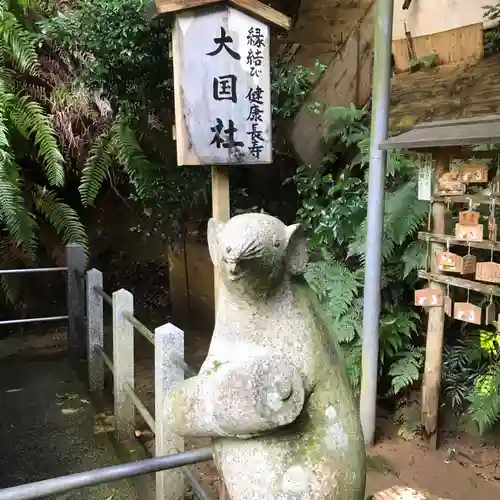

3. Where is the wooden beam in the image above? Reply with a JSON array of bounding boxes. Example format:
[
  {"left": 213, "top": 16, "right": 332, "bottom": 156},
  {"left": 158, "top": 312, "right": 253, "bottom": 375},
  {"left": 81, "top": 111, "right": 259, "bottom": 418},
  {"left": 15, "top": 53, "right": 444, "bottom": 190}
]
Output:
[
  {"left": 411, "top": 148, "right": 500, "bottom": 159},
  {"left": 433, "top": 195, "right": 500, "bottom": 205},
  {"left": 154, "top": 0, "right": 292, "bottom": 30},
  {"left": 418, "top": 232, "right": 500, "bottom": 251},
  {"left": 155, "top": 0, "right": 222, "bottom": 16},
  {"left": 418, "top": 271, "right": 500, "bottom": 297},
  {"left": 228, "top": 0, "right": 291, "bottom": 30}
]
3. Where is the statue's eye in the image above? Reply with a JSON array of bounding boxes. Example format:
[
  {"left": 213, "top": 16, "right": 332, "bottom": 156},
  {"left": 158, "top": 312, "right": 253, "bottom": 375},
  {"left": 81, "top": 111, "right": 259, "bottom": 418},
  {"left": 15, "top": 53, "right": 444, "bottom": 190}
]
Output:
[
  {"left": 272, "top": 236, "right": 280, "bottom": 248},
  {"left": 226, "top": 246, "right": 232, "bottom": 254}
]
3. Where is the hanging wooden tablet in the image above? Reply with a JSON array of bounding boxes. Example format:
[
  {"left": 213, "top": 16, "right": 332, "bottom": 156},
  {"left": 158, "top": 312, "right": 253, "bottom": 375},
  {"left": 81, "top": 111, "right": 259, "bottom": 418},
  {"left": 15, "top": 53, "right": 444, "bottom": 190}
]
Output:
[
  {"left": 435, "top": 251, "right": 476, "bottom": 274},
  {"left": 492, "top": 173, "right": 500, "bottom": 196},
  {"left": 455, "top": 223, "right": 484, "bottom": 241},
  {"left": 415, "top": 288, "right": 443, "bottom": 307},
  {"left": 488, "top": 217, "right": 498, "bottom": 241},
  {"left": 458, "top": 211, "right": 480, "bottom": 226},
  {"left": 444, "top": 295, "right": 453, "bottom": 317},
  {"left": 486, "top": 297, "right": 496, "bottom": 325},
  {"left": 461, "top": 253, "right": 477, "bottom": 275},
  {"left": 454, "top": 302, "right": 482, "bottom": 325},
  {"left": 475, "top": 262, "right": 500, "bottom": 284},
  {"left": 459, "top": 163, "right": 489, "bottom": 183},
  {"left": 436, "top": 251, "right": 461, "bottom": 273},
  {"left": 437, "top": 171, "right": 465, "bottom": 195}
]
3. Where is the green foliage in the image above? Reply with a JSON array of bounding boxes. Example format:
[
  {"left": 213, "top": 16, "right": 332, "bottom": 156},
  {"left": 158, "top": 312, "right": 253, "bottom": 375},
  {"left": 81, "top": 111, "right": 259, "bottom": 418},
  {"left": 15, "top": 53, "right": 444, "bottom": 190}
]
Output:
[
  {"left": 468, "top": 366, "right": 500, "bottom": 435},
  {"left": 271, "top": 58, "right": 325, "bottom": 119},
  {"left": 388, "top": 346, "right": 425, "bottom": 396},
  {"left": 79, "top": 112, "right": 155, "bottom": 206},
  {"left": 41, "top": 0, "right": 322, "bottom": 238},
  {"left": 0, "top": 0, "right": 88, "bottom": 304},
  {"left": 483, "top": 4, "right": 500, "bottom": 55},
  {"left": 294, "top": 105, "right": 427, "bottom": 396},
  {"left": 40, "top": 0, "right": 173, "bottom": 112},
  {"left": 442, "top": 329, "right": 500, "bottom": 434}
]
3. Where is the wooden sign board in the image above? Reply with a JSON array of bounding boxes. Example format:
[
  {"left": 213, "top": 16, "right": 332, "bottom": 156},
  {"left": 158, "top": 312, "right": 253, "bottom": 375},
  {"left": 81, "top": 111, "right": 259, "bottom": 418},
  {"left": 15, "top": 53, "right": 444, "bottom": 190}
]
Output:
[
  {"left": 459, "top": 211, "right": 480, "bottom": 226},
  {"left": 415, "top": 288, "right": 443, "bottom": 307},
  {"left": 454, "top": 303, "right": 482, "bottom": 325},
  {"left": 417, "top": 154, "right": 433, "bottom": 201},
  {"left": 172, "top": 6, "right": 272, "bottom": 165},
  {"left": 455, "top": 223, "right": 484, "bottom": 241},
  {"left": 476, "top": 262, "right": 500, "bottom": 284},
  {"left": 459, "top": 163, "right": 489, "bottom": 184}
]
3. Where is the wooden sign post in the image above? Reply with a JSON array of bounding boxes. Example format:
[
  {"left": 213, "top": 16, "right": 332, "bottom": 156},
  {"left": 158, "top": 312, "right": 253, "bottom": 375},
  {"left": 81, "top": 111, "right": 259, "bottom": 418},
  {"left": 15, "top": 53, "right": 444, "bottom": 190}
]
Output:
[
  {"left": 153, "top": 2, "right": 291, "bottom": 497},
  {"left": 156, "top": 0, "right": 291, "bottom": 308}
]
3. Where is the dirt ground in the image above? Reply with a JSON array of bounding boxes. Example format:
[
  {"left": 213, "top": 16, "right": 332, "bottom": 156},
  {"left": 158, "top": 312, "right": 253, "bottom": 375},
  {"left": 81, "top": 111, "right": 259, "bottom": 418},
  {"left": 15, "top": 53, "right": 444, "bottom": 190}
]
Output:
[{"left": 2, "top": 328, "right": 500, "bottom": 500}]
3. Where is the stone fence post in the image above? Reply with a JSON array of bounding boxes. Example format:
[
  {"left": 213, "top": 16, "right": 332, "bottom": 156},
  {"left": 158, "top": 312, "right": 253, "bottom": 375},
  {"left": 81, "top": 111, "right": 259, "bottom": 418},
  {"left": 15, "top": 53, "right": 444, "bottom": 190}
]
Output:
[
  {"left": 66, "top": 244, "right": 86, "bottom": 360},
  {"left": 86, "top": 269, "right": 104, "bottom": 392},
  {"left": 155, "top": 322, "right": 185, "bottom": 500},
  {"left": 113, "top": 288, "right": 135, "bottom": 443}
]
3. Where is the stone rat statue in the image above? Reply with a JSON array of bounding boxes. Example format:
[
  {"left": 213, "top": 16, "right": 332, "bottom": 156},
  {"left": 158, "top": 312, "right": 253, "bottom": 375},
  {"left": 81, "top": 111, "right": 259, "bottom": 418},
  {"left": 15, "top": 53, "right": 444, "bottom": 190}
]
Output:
[{"left": 166, "top": 213, "right": 366, "bottom": 500}]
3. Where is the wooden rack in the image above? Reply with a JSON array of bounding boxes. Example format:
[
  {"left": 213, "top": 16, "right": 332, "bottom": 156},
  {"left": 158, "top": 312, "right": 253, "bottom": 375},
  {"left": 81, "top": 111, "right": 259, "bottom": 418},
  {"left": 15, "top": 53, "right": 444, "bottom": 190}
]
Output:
[{"left": 380, "top": 115, "right": 500, "bottom": 450}]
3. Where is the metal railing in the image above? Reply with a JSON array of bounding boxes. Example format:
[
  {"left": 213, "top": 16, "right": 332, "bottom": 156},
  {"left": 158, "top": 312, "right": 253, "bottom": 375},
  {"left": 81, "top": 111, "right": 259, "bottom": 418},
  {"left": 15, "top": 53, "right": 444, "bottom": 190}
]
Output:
[
  {"left": 0, "top": 244, "right": 86, "bottom": 360},
  {"left": 0, "top": 257, "right": 216, "bottom": 500},
  {"left": 0, "top": 448, "right": 213, "bottom": 500},
  {"left": 85, "top": 268, "right": 213, "bottom": 500}
]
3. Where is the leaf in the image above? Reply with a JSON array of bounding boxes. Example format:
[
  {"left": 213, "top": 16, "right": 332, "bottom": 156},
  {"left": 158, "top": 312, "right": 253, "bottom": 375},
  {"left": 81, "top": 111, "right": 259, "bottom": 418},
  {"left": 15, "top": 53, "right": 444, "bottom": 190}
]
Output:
[{"left": 388, "top": 348, "right": 424, "bottom": 396}]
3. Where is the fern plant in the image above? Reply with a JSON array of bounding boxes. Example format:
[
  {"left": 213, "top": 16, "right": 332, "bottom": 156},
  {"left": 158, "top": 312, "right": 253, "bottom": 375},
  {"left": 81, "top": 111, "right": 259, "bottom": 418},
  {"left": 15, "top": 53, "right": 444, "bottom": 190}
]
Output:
[
  {"left": 294, "top": 105, "right": 427, "bottom": 396},
  {"left": 442, "top": 329, "right": 500, "bottom": 434},
  {"left": 0, "top": 0, "right": 88, "bottom": 304}
]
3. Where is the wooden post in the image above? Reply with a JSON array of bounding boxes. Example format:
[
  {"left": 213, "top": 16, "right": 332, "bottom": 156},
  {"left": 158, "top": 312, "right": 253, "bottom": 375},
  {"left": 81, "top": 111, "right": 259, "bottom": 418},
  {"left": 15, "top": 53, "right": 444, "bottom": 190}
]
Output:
[
  {"left": 211, "top": 166, "right": 230, "bottom": 500},
  {"left": 155, "top": 322, "right": 185, "bottom": 500},
  {"left": 212, "top": 166, "right": 230, "bottom": 306},
  {"left": 86, "top": 269, "right": 104, "bottom": 392},
  {"left": 421, "top": 153, "right": 447, "bottom": 449},
  {"left": 112, "top": 288, "right": 135, "bottom": 443},
  {"left": 66, "top": 243, "right": 86, "bottom": 361}
]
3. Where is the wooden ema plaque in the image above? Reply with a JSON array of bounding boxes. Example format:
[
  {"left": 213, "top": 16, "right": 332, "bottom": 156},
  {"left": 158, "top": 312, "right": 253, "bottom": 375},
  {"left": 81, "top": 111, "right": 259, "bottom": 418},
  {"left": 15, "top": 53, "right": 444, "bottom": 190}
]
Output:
[
  {"left": 459, "top": 163, "right": 489, "bottom": 183},
  {"left": 455, "top": 223, "right": 484, "bottom": 241},
  {"left": 458, "top": 211, "right": 480, "bottom": 226},
  {"left": 454, "top": 303, "right": 482, "bottom": 325},
  {"left": 486, "top": 301, "right": 496, "bottom": 325},
  {"left": 415, "top": 288, "right": 443, "bottom": 307},
  {"left": 436, "top": 172, "right": 465, "bottom": 196},
  {"left": 436, "top": 251, "right": 476, "bottom": 275},
  {"left": 475, "top": 262, "right": 500, "bottom": 284}
]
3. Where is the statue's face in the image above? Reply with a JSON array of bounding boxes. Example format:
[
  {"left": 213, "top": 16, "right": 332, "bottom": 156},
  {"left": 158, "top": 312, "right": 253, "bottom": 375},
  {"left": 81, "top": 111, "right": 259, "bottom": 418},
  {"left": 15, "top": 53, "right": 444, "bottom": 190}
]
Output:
[
  {"left": 216, "top": 215, "right": 288, "bottom": 296},
  {"left": 208, "top": 213, "right": 308, "bottom": 300}
]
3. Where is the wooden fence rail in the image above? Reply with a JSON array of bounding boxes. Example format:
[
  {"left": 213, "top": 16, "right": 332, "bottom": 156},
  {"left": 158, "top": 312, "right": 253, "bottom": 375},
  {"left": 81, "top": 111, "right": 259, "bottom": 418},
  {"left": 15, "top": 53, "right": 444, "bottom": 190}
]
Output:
[{"left": 85, "top": 268, "right": 212, "bottom": 500}]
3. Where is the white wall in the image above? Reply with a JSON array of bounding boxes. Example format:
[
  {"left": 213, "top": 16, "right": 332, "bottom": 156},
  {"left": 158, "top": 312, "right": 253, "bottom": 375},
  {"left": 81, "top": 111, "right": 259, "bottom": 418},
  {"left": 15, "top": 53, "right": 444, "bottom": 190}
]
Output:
[{"left": 392, "top": 0, "right": 498, "bottom": 40}]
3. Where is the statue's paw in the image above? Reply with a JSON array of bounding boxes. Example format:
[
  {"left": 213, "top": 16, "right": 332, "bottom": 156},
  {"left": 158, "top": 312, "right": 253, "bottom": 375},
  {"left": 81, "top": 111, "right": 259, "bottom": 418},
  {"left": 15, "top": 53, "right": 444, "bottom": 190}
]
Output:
[{"left": 259, "top": 361, "right": 305, "bottom": 427}]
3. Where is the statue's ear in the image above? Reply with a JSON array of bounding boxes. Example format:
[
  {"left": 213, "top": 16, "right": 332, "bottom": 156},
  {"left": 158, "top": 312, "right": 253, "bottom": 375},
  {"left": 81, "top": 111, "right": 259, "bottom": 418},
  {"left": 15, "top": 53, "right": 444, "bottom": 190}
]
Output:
[
  {"left": 285, "top": 223, "right": 308, "bottom": 275},
  {"left": 207, "top": 218, "right": 226, "bottom": 267}
]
